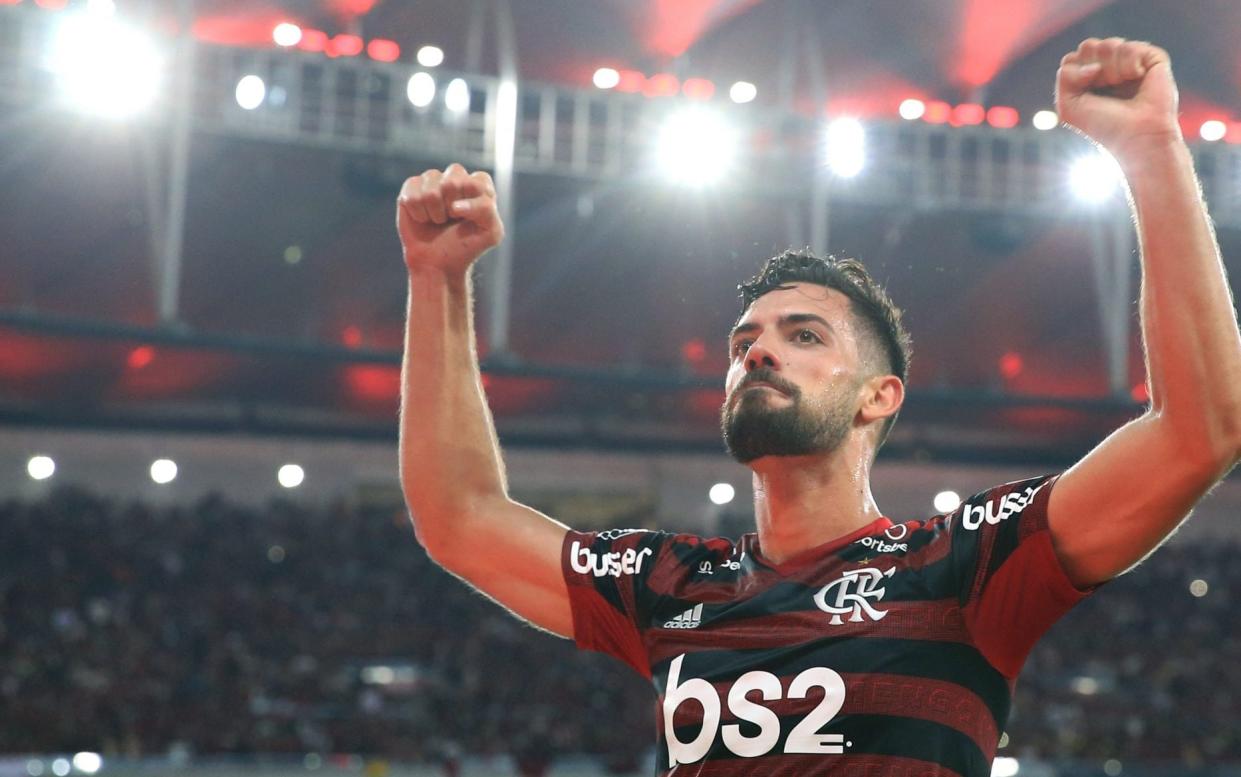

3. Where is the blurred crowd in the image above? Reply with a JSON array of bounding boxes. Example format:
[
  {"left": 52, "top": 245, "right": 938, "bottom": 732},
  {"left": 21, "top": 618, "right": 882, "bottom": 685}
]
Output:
[{"left": 1, "top": 487, "right": 1238, "bottom": 769}]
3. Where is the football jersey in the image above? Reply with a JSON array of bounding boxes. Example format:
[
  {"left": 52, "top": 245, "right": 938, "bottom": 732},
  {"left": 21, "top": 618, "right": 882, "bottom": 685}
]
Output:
[{"left": 561, "top": 472, "right": 1099, "bottom": 776}]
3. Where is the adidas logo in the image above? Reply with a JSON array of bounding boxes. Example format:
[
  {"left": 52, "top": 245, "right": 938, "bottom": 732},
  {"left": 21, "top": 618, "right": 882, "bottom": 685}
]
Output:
[{"left": 663, "top": 603, "right": 703, "bottom": 629}]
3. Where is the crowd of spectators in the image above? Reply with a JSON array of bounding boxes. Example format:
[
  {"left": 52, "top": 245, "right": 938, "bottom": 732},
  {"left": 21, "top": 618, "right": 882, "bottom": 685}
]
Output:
[{"left": 2, "top": 486, "right": 1238, "bottom": 769}]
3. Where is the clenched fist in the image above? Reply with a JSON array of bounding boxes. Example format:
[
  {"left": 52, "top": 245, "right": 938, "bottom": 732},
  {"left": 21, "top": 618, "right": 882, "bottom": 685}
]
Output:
[
  {"left": 1055, "top": 38, "right": 1182, "bottom": 160},
  {"left": 396, "top": 163, "right": 504, "bottom": 275}
]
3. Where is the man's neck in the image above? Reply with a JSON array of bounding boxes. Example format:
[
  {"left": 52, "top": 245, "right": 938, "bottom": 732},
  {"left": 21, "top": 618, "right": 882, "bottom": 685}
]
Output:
[{"left": 749, "top": 443, "right": 883, "bottom": 566}]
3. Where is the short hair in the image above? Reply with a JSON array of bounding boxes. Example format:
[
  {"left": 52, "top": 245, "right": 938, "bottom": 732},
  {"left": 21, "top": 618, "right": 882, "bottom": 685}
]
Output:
[{"left": 736, "top": 249, "right": 913, "bottom": 453}]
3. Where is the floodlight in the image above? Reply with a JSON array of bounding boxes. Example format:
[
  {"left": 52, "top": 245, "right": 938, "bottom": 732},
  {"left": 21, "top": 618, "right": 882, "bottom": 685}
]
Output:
[
  {"left": 47, "top": 12, "right": 163, "bottom": 118},
  {"left": 1069, "top": 151, "right": 1123, "bottom": 203},
  {"left": 708, "top": 483, "right": 735, "bottom": 505},
  {"left": 898, "top": 99, "right": 925, "bottom": 120},
  {"left": 417, "top": 45, "right": 444, "bottom": 67},
  {"left": 1032, "top": 109, "right": 1058, "bottom": 130},
  {"left": 654, "top": 107, "right": 739, "bottom": 186},
  {"left": 272, "top": 22, "right": 302, "bottom": 47},
  {"left": 406, "top": 72, "right": 436, "bottom": 107},
  {"left": 992, "top": 757, "right": 1020, "bottom": 777},
  {"left": 933, "top": 490, "right": 961, "bottom": 513},
  {"left": 150, "top": 458, "right": 177, "bottom": 484},
  {"left": 27, "top": 455, "right": 55, "bottom": 481},
  {"left": 1200, "top": 120, "right": 1226, "bottom": 142},
  {"left": 72, "top": 754, "right": 103, "bottom": 775},
  {"left": 728, "top": 81, "right": 757, "bottom": 104},
  {"left": 278, "top": 464, "right": 305, "bottom": 488},
  {"left": 234, "top": 75, "right": 266, "bottom": 110},
  {"left": 445, "top": 78, "right": 470, "bottom": 112},
  {"left": 825, "top": 117, "right": 865, "bottom": 178},
  {"left": 593, "top": 67, "right": 620, "bottom": 89}
]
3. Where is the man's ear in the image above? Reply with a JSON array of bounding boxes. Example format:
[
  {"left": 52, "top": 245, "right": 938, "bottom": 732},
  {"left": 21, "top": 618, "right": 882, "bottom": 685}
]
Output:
[{"left": 860, "top": 373, "right": 904, "bottom": 425}]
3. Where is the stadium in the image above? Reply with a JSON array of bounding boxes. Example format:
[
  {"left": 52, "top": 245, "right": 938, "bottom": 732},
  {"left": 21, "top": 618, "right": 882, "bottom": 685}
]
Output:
[{"left": 2, "top": 0, "right": 1241, "bottom": 776}]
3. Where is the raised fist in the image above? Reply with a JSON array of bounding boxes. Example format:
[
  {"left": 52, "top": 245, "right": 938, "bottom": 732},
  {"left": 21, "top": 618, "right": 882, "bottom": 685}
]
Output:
[
  {"left": 396, "top": 163, "right": 504, "bottom": 275},
  {"left": 1055, "top": 38, "right": 1182, "bottom": 159}
]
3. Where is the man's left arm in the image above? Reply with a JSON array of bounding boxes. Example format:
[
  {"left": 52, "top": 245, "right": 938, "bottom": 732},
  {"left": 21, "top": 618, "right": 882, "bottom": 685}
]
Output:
[{"left": 1046, "top": 37, "right": 1241, "bottom": 588}]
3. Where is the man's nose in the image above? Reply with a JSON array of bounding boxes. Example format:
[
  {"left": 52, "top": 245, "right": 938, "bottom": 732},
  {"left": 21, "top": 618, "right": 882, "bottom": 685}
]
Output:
[{"left": 745, "top": 339, "right": 779, "bottom": 372}]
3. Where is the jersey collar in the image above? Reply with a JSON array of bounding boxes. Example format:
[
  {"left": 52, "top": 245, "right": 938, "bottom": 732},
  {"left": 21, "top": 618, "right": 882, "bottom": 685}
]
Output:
[{"left": 748, "top": 515, "right": 895, "bottom": 574}]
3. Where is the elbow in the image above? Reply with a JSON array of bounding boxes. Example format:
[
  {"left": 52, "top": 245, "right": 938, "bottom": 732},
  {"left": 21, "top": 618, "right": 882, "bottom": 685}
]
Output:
[
  {"left": 399, "top": 486, "right": 484, "bottom": 568},
  {"left": 1152, "top": 407, "right": 1241, "bottom": 471}
]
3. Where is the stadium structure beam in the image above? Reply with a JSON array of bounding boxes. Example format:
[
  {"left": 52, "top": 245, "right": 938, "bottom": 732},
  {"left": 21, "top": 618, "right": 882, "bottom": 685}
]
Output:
[
  {"left": 1089, "top": 211, "right": 1136, "bottom": 397},
  {"left": 155, "top": 0, "right": 196, "bottom": 324}
]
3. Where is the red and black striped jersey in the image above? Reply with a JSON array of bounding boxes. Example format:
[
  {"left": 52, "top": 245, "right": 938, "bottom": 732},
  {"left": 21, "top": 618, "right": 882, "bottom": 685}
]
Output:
[{"left": 561, "top": 472, "right": 1099, "bottom": 776}]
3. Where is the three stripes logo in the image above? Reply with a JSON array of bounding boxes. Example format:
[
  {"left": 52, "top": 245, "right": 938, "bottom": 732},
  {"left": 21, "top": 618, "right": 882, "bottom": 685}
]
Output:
[{"left": 663, "top": 603, "right": 703, "bottom": 629}]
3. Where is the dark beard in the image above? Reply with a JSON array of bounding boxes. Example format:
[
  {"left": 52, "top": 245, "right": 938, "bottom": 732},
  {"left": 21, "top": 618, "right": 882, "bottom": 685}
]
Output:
[{"left": 720, "top": 385, "right": 853, "bottom": 464}]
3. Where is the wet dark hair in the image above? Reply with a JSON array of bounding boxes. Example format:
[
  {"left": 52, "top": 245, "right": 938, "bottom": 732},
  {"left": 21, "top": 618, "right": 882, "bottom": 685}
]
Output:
[{"left": 736, "top": 249, "right": 913, "bottom": 453}]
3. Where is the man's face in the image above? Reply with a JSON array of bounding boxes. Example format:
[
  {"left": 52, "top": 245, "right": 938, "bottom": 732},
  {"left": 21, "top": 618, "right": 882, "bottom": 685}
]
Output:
[{"left": 720, "top": 283, "right": 867, "bottom": 464}]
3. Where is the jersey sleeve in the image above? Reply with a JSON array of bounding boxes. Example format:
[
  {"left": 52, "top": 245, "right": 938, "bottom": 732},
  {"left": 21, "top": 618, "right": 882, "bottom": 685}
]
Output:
[
  {"left": 561, "top": 528, "right": 677, "bottom": 679},
  {"left": 947, "top": 472, "right": 1102, "bottom": 678}
]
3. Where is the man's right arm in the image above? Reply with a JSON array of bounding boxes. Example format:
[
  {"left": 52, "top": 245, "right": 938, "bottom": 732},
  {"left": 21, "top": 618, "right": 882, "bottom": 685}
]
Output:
[{"left": 396, "top": 164, "right": 573, "bottom": 638}]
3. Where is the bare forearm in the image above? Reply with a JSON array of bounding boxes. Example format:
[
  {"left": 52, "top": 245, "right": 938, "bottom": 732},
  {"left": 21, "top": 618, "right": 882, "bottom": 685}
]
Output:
[
  {"left": 399, "top": 266, "right": 508, "bottom": 523},
  {"left": 1123, "top": 140, "right": 1241, "bottom": 454}
]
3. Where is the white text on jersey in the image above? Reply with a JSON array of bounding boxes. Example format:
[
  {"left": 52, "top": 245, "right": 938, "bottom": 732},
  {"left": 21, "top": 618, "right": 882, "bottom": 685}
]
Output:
[{"left": 570, "top": 541, "right": 653, "bottom": 578}]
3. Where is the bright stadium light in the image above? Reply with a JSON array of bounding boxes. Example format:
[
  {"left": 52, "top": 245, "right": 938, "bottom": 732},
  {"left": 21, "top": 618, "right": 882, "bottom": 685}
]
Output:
[
  {"left": 1200, "top": 120, "right": 1226, "bottom": 142},
  {"left": 278, "top": 464, "right": 305, "bottom": 489},
  {"left": 444, "top": 78, "right": 470, "bottom": 112},
  {"left": 1069, "top": 150, "right": 1124, "bottom": 203},
  {"left": 46, "top": 12, "right": 163, "bottom": 118},
  {"left": 825, "top": 117, "right": 866, "bottom": 178},
  {"left": 593, "top": 67, "right": 620, "bottom": 89},
  {"left": 406, "top": 72, "right": 436, "bottom": 108},
  {"left": 234, "top": 75, "right": 266, "bottom": 110},
  {"left": 728, "top": 80, "right": 757, "bottom": 104},
  {"left": 898, "top": 98, "right": 925, "bottom": 121},
  {"left": 27, "top": 455, "right": 55, "bottom": 481},
  {"left": 655, "top": 107, "right": 739, "bottom": 186},
  {"left": 150, "top": 458, "right": 177, "bottom": 485},
  {"left": 416, "top": 45, "right": 444, "bottom": 67},
  {"left": 85, "top": 0, "right": 115, "bottom": 15},
  {"left": 1032, "top": 109, "right": 1058, "bottom": 130},
  {"left": 933, "top": 490, "right": 961, "bottom": 513},
  {"left": 272, "top": 22, "right": 302, "bottom": 48},
  {"left": 51, "top": 760, "right": 70, "bottom": 777},
  {"left": 708, "top": 483, "right": 735, "bottom": 505},
  {"left": 72, "top": 753, "right": 102, "bottom": 775},
  {"left": 991, "top": 757, "right": 1020, "bottom": 777}
]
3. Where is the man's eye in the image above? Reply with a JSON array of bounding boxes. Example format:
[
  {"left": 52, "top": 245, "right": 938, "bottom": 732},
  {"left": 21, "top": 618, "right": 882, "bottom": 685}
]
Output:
[
  {"left": 796, "top": 329, "right": 822, "bottom": 344},
  {"left": 732, "top": 340, "right": 752, "bottom": 356}
]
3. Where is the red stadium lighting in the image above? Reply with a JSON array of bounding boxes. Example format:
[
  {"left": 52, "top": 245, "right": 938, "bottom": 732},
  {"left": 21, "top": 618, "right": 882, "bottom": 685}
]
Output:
[
  {"left": 951, "top": 103, "right": 985, "bottom": 126},
  {"left": 0, "top": 0, "right": 25, "bottom": 5},
  {"left": 342, "top": 325, "right": 363, "bottom": 348},
  {"left": 923, "top": 101, "right": 951, "bottom": 124},
  {"left": 681, "top": 338, "right": 707, "bottom": 363},
  {"left": 1226, "top": 122, "right": 1241, "bottom": 144},
  {"left": 986, "top": 106, "right": 1019, "bottom": 128},
  {"left": 644, "top": 73, "right": 679, "bottom": 97},
  {"left": 127, "top": 346, "right": 155, "bottom": 370},
  {"left": 999, "top": 351, "right": 1023, "bottom": 380},
  {"left": 681, "top": 77, "right": 715, "bottom": 101},
  {"left": 615, "top": 69, "right": 645, "bottom": 93},
  {"left": 1131, "top": 381, "right": 1149, "bottom": 404},
  {"left": 328, "top": 34, "right": 364, "bottom": 57},
  {"left": 297, "top": 28, "right": 328, "bottom": 52},
  {"left": 35, "top": 0, "right": 69, "bottom": 8},
  {"left": 367, "top": 38, "right": 400, "bottom": 62}
]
